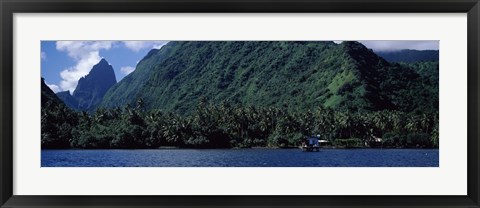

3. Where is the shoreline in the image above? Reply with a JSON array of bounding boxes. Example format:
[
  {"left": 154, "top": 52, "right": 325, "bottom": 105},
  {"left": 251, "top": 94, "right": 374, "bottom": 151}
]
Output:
[{"left": 42, "top": 146, "right": 440, "bottom": 150}]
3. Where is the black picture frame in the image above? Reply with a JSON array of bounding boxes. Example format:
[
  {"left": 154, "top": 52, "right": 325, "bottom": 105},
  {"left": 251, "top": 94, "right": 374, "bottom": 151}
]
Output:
[{"left": 1, "top": 0, "right": 479, "bottom": 207}]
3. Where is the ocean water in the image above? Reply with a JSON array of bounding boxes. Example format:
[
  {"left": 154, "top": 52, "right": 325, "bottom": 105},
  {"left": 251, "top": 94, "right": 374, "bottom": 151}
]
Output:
[{"left": 41, "top": 148, "right": 439, "bottom": 167}]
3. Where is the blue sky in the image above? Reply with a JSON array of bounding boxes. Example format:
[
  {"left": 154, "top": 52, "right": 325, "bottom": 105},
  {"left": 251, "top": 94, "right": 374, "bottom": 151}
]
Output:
[
  {"left": 41, "top": 40, "right": 438, "bottom": 94},
  {"left": 41, "top": 41, "right": 168, "bottom": 93}
]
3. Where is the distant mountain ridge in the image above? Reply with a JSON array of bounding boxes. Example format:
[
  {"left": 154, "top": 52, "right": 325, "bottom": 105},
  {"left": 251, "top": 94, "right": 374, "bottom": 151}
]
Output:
[
  {"left": 375, "top": 49, "right": 439, "bottom": 63},
  {"left": 56, "top": 91, "right": 78, "bottom": 109},
  {"left": 99, "top": 41, "right": 438, "bottom": 115},
  {"left": 56, "top": 58, "right": 117, "bottom": 112}
]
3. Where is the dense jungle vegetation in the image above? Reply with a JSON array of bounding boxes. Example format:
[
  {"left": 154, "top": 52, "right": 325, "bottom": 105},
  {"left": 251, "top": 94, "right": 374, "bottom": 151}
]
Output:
[{"left": 42, "top": 95, "right": 438, "bottom": 149}]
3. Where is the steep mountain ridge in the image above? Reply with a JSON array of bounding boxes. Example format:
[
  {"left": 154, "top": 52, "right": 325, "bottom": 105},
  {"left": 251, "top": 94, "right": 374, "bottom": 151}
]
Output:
[
  {"left": 100, "top": 43, "right": 178, "bottom": 109},
  {"left": 100, "top": 41, "right": 437, "bottom": 114},
  {"left": 41, "top": 78, "right": 63, "bottom": 108}
]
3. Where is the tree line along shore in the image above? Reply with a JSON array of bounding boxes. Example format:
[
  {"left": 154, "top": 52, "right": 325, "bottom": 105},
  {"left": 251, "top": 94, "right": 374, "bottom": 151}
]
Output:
[{"left": 42, "top": 99, "right": 438, "bottom": 149}]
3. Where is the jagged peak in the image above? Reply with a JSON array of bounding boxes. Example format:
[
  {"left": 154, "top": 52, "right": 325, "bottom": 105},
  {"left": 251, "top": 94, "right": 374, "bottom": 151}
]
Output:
[
  {"left": 78, "top": 59, "right": 114, "bottom": 80},
  {"left": 98, "top": 58, "right": 110, "bottom": 66},
  {"left": 71, "top": 57, "right": 117, "bottom": 112},
  {"left": 89, "top": 58, "right": 115, "bottom": 76}
]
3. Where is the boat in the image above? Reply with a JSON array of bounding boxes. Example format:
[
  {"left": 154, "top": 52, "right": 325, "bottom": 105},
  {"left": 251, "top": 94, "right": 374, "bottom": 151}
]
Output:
[{"left": 301, "top": 135, "right": 320, "bottom": 152}]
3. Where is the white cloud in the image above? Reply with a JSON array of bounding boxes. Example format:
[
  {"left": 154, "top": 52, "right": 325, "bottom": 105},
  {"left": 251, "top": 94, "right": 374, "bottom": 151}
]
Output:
[
  {"left": 120, "top": 66, "right": 135, "bottom": 75},
  {"left": 122, "top": 41, "right": 168, "bottom": 52},
  {"left": 56, "top": 41, "right": 114, "bottom": 92},
  {"left": 41, "top": 51, "right": 47, "bottom": 60},
  {"left": 46, "top": 82, "right": 60, "bottom": 93},
  {"left": 359, "top": 40, "right": 439, "bottom": 51},
  {"left": 52, "top": 41, "right": 169, "bottom": 92},
  {"left": 56, "top": 41, "right": 114, "bottom": 60}
]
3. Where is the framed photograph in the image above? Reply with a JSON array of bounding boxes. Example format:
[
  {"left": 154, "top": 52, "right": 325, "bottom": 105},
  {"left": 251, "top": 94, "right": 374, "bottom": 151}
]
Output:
[{"left": 1, "top": 0, "right": 479, "bottom": 207}]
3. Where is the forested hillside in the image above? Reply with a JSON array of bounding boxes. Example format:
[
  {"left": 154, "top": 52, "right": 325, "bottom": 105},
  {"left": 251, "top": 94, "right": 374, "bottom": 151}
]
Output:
[{"left": 100, "top": 41, "right": 438, "bottom": 115}]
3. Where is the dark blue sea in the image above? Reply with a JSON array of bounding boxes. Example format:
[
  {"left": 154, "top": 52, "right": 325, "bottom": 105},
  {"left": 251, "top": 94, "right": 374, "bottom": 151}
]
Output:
[{"left": 41, "top": 148, "right": 438, "bottom": 167}]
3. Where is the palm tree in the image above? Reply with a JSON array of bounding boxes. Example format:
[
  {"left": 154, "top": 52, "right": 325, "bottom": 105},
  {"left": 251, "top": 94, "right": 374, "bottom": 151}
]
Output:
[
  {"left": 136, "top": 98, "right": 145, "bottom": 111},
  {"left": 431, "top": 122, "right": 439, "bottom": 147},
  {"left": 420, "top": 113, "right": 430, "bottom": 134},
  {"left": 162, "top": 114, "right": 183, "bottom": 146}
]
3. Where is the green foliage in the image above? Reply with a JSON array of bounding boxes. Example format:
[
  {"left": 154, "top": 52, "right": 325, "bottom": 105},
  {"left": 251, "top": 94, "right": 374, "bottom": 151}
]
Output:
[
  {"left": 328, "top": 70, "right": 355, "bottom": 93},
  {"left": 100, "top": 41, "right": 437, "bottom": 115},
  {"left": 41, "top": 78, "right": 78, "bottom": 149},
  {"left": 431, "top": 121, "right": 439, "bottom": 148},
  {"left": 333, "top": 138, "right": 364, "bottom": 148},
  {"left": 406, "top": 132, "right": 432, "bottom": 148},
  {"left": 100, "top": 44, "right": 180, "bottom": 110},
  {"left": 393, "top": 61, "right": 439, "bottom": 114},
  {"left": 43, "top": 97, "right": 439, "bottom": 149},
  {"left": 382, "top": 132, "right": 403, "bottom": 147}
]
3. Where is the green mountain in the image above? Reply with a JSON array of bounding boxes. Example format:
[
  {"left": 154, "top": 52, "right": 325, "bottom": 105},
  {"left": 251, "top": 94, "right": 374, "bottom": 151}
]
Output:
[
  {"left": 100, "top": 44, "right": 178, "bottom": 109},
  {"left": 375, "top": 49, "right": 439, "bottom": 63},
  {"left": 100, "top": 41, "right": 438, "bottom": 114}
]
